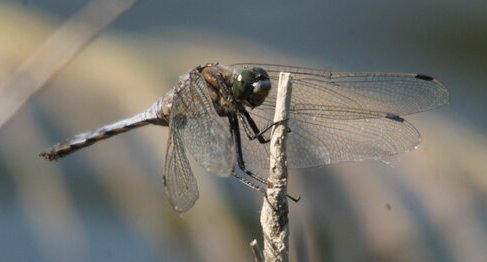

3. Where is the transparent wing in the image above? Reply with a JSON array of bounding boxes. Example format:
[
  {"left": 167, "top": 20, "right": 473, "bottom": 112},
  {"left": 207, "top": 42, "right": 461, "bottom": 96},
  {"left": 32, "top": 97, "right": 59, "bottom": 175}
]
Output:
[
  {"left": 176, "top": 69, "right": 235, "bottom": 177},
  {"left": 232, "top": 63, "right": 449, "bottom": 169},
  {"left": 163, "top": 126, "right": 199, "bottom": 212},
  {"left": 163, "top": 69, "right": 235, "bottom": 212},
  {"left": 234, "top": 64, "right": 448, "bottom": 115}
]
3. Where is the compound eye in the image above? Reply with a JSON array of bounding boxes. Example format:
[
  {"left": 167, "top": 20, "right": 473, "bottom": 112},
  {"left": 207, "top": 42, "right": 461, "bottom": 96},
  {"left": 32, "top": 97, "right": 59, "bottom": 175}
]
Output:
[{"left": 232, "top": 67, "right": 271, "bottom": 107}]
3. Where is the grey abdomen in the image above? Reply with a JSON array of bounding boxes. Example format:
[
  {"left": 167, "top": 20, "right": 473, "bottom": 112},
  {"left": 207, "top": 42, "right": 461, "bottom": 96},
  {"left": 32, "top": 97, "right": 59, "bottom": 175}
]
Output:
[{"left": 40, "top": 96, "right": 170, "bottom": 160}]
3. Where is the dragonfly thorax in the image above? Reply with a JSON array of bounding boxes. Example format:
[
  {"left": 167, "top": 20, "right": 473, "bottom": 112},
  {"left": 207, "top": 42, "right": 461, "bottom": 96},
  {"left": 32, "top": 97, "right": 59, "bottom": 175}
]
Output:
[{"left": 201, "top": 64, "right": 271, "bottom": 116}]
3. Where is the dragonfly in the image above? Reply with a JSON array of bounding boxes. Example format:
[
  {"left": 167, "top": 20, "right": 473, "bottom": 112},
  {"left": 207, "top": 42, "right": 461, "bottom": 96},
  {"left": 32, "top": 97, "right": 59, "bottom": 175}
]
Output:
[{"left": 40, "top": 63, "right": 449, "bottom": 212}]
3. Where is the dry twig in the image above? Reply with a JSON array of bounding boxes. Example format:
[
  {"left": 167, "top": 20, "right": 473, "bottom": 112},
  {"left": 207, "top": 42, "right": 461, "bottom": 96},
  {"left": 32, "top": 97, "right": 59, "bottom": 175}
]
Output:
[{"left": 260, "top": 72, "right": 292, "bottom": 261}]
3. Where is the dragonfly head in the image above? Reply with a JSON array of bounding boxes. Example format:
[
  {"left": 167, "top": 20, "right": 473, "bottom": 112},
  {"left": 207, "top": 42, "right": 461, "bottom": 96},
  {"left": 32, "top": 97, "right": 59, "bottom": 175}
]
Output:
[{"left": 232, "top": 67, "right": 271, "bottom": 108}]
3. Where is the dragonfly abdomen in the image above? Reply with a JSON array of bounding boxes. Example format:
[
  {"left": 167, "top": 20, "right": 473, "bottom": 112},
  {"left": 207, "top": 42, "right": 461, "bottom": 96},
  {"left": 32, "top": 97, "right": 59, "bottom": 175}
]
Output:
[{"left": 40, "top": 98, "right": 170, "bottom": 161}]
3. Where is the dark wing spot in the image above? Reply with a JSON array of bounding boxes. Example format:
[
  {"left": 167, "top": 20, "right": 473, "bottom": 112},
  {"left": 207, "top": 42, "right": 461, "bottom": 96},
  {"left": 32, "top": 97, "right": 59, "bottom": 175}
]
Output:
[
  {"left": 415, "top": 74, "right": 434, "bottom": 81},
  {"left": 385, "top": 113, "right": 405, "bottom": 122}
]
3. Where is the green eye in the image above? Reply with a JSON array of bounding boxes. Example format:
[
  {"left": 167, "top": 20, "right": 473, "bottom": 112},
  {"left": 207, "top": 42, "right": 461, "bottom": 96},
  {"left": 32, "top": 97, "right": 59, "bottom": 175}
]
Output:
[{"left": 232, "top": 67, "right": 271, "bottom": 107}]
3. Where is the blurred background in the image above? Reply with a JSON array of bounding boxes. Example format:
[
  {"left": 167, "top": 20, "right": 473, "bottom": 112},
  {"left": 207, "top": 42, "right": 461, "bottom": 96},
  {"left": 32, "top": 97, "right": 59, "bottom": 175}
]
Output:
[{"left": 0, "top": 0, "right": 486, "bottom": 261}]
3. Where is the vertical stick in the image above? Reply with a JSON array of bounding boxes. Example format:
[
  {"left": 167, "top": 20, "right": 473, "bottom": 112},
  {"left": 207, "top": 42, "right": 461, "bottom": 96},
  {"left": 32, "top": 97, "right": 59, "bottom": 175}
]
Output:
[{"left": 260, "top": 72, "right": 292, "bottom": 261}]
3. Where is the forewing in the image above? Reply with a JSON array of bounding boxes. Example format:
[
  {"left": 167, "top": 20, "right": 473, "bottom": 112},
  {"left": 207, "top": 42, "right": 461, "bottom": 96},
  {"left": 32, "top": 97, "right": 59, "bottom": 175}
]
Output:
[
  {"left": 232, "top": 63, "right": 448, "bottom": 169},
  {"left": 234, "top": 63, "right": 448, "bottom": 116},
  {"left": 172, "top": 69, "right": 235, "bottom": 177}
]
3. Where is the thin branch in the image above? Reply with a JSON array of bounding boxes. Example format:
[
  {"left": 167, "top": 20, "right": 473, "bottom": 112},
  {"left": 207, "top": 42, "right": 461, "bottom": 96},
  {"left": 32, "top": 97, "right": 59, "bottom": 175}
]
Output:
[
  {"left": 260, "top": 72, "right": 292, "bottom": 261},
  {"left": 250, "top": 239, "right": 264, "bottom": 262}
]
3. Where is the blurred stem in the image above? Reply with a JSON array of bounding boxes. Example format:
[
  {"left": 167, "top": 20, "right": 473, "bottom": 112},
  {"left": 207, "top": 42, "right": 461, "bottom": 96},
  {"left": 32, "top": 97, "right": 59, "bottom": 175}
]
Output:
[
  {"left": 0, "top": 0, "right": 137, "bottom": 128},
  {"left": 260, "top": 72, "right": 292, "bottom": 261}
]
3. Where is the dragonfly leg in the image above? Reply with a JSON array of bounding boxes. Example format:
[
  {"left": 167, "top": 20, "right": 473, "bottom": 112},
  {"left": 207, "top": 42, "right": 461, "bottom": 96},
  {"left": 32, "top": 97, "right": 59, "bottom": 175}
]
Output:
[
  {"left": 233, "top": 165, "right": 300, "bottom": 203},
  {"left": 239, "top": 110, "right": 290, "bottom": 144},
  {"left": 232, "top": 167, "right": 265, "bottom": 193},
  {"left": 229, "top": 114, "right": 300, "bottom": 202},
  {"left": 238, "top": 164, "right": 270, "bottom": 186},
  {"left": 229, "top": 114, "right": 268, "bottom": 184}
]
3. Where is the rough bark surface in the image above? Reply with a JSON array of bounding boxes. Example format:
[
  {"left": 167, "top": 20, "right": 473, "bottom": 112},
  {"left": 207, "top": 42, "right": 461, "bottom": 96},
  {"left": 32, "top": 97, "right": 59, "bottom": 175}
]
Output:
[{"left": 260, "top": 72, "right": 292, "bottom": 262}]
